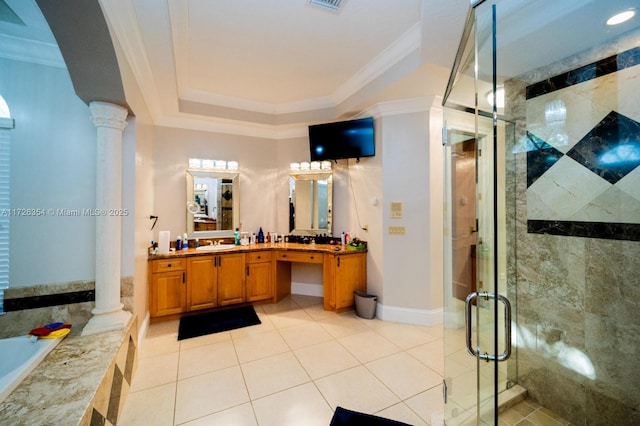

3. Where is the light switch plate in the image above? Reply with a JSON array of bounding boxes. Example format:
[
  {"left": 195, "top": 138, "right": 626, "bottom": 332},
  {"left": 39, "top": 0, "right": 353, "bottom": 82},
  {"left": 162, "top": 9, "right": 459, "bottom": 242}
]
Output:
[
  {"left": 390, "top": 201, "right": 403, "bottom": 218},
  {"left": 388, "top": 226, "right": 405, "bottom": 235}
]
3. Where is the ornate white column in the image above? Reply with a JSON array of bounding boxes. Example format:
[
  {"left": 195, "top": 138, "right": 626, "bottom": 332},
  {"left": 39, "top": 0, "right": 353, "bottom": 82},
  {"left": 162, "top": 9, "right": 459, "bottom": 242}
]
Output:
[{"left": 82, "top": 101, "right": 132, "bottom": 336}]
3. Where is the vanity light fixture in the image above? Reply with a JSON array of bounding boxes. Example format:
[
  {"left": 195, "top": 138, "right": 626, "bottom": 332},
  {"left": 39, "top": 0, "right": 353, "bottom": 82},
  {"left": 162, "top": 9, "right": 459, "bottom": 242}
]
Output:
[
  {"left": 188, "top": 158, "right": 239, "bottom": 170},
  {"left": 290, "top": 161, "right": 331, "bottom": 172},
  {"left": 201, "top": 159, "right": 215, "bottom": 169},
  {"left": 606, "top": 9, "right": 635, "bottom": 26}
]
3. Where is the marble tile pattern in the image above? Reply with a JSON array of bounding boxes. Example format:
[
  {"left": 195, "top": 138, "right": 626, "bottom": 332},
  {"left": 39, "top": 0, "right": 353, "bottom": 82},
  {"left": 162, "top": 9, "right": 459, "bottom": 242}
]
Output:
[
  {"left": 504, "top": 30, "right": 640, "bottom": 425},
  {"left": 0, "top": 317, "right": 137, "bottom": 426},
  {"left": 523, "top": 46, "right": 640, "bottom": 241}
]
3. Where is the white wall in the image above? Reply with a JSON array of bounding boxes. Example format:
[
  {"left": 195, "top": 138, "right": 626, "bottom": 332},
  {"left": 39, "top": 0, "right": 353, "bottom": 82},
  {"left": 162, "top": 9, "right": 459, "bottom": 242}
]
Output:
[
  {"left": 0, "top": 58, "right": 97, "bottom": 287},
  {"left": 347, "top": 98, "right": 444, "bottom": 324},
  {"left": 153, "top": 127, "right": 279, "bottom": 241}
]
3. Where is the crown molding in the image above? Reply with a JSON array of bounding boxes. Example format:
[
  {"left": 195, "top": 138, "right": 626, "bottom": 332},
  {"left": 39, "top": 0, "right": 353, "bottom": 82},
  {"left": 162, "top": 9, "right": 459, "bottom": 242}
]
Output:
[{"left": 0, "top": 33, "right": 64, "bottom": 68}]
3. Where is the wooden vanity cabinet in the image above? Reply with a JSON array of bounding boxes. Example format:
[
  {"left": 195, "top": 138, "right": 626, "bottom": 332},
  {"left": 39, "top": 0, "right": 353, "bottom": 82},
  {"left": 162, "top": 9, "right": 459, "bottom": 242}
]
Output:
[
  {"left": 245, "top": 251, "right": 274, "bottom": 302},
  {"left": 186, "top": 253, "right": 246, "bottom": 310},
  {"left": 186, "top": 256, "right": 217, "bottom": 311},
  {"left": 149, "top": 258, "right": 186, "bottom": 317},
  {"left": 324, "top": 252, "right": 367, "bottom": 312},
  {"left": 216, "top": 253, "right": 246, "bottom": 306}
]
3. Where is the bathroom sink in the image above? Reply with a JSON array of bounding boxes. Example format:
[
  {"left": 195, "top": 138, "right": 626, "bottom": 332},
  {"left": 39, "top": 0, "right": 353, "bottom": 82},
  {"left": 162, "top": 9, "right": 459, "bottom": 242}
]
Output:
[{"left": 195, "top": 244, "right": 237, "bottom": 251}]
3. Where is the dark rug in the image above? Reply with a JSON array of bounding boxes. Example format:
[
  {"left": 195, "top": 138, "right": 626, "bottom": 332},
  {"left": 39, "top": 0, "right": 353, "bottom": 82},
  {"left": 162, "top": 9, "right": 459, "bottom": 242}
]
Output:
[
  {"left": 178, "top": 305, "right": 261, "bottom": 340},
  {"left": 330, "top": 406, "right": 412, "bottom": 426}
]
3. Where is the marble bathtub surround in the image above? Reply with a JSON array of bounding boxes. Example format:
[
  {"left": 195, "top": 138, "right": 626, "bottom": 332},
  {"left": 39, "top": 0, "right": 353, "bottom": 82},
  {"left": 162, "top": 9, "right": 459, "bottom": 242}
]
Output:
[
  {"left": 0, "top": 278, "right": 134, "bottom": 339},
  {"left": 0, "top": 316, "right": 138, "bottom": 426}
]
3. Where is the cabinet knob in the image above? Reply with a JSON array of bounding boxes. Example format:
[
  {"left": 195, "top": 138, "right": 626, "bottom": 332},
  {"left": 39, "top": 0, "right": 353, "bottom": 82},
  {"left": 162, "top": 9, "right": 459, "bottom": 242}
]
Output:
[
  {"left": 167, "top": 263, "right": 172, "bottom": 268},
  {"left": 310, "top": 256, "right": 314, "bottom": 260}
]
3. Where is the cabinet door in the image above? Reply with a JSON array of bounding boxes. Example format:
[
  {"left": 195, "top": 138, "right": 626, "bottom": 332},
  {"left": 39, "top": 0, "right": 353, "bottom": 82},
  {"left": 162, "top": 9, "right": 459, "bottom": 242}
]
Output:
[
  {"left": 150, "top": 271, "right": 186, "bottom": 317},
  {"left": 334, "top": 254, "right": 367, "bottom": 310},
  {"left": 187, "top": 256, "right": 217, "bottom": 311},
  {"left": 246, "top": 261, "right": 273, "bottom": 302},
  {"left": 217, "top": 253, "right": 246, "bottom": 306}
]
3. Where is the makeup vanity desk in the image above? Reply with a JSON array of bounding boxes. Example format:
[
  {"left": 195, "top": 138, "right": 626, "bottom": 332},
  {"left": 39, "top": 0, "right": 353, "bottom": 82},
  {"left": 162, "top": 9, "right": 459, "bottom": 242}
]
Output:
[{"left": 148, "top": 243, "right": 367, "bottom": 321}]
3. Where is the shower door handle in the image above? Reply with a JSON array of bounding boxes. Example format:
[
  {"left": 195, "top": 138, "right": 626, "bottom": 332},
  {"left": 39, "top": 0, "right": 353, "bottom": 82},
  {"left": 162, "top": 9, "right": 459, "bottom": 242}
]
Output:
[{"left": 465, "top": 291, "right": 512, "bottom": 362}]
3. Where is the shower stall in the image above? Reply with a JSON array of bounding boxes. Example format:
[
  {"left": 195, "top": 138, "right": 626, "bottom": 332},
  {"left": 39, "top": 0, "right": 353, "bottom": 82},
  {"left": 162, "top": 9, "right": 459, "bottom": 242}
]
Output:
[{"left": 441, "top": 1, "right": 640, "bottom": 424}]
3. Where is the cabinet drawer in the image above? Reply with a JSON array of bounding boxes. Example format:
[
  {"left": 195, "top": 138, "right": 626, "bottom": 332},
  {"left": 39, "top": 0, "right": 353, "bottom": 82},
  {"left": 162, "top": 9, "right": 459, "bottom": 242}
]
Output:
[
  {"left": 151, "top": 258, "right": 186, "bottom": 273},
  {"left": 276, "top": 251, "right": 323, "bottom": 263},
  {"left": 247, "top": 251, "right": 273, "bottom": 263}
]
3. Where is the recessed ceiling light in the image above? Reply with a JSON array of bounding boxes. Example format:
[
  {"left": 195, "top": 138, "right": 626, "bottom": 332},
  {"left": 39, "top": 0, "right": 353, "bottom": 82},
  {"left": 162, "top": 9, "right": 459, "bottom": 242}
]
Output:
[{"left": 606, "top": 9, "right": 635, "bottom": 26}]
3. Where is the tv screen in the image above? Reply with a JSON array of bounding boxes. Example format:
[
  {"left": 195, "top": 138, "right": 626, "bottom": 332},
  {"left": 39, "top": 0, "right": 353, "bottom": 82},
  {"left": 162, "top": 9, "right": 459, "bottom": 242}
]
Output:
[{"left": 309, "top": 117, "right": 375, "bottom": 161}]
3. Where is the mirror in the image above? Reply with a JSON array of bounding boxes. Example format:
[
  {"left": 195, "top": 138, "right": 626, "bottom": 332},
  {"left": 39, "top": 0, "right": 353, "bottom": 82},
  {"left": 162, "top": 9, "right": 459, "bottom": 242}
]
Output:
[
  {"left": 289, "top": 171, "right": 332, "bottom": 235},
  {"left": 186, "top": 169, "right": 239, "bottom": 238}
]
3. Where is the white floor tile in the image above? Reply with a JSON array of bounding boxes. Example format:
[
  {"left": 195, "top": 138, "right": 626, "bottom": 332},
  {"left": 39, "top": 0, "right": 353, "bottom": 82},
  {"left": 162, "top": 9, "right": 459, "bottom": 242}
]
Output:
[
  {"left": 294, "top": 340, "right": 360, "bottom": 379},
  {"left": 178, "top": 340, "right": 238, "bottom": 379},
  {"left": 278, "top": 321, "right": 333, "bottom": 350},
  {"left": 232, "top": 329, "right": 290, "bottom": 363},
  {"left": 130, "top": 351, "right": 179, "bottom": 392},
  {"left": 120, "top": 382, "right": 176, "bottom": 426},
  {"left": 129, "top": 299, "right": 450, "bottom": 426},
  {"left": 252, "top": 382, "right": 333, "bottom": 426},
  {"left": 174, "top": 366, "right": 249, "bottom": 424},
  {"left": 376, "top": 402, "right": 429, "bottom": 426},
  {"left": 338, "top": 330, "right": 402, "bottom": 363},
  {"left": 180, "top": 402, "right": 257, "bottom": 426},
  {"left": 241, "top": 351, "right": 310, "bottom": 400},
  {"left": 366, "top": 352, "right": 442, "bottom": 400},
  {"left": 314, "top": 365, "right": 400, "bottom": 413}
]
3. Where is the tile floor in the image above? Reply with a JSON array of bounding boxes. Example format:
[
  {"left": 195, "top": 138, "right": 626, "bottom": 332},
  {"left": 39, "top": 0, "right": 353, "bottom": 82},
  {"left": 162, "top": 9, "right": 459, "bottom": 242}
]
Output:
[
  {"left": 120, "top": 295, "right": 445, "bottom": 425},
  {"left": 499, "top": 399, "right": 572, "bottom": 426}
]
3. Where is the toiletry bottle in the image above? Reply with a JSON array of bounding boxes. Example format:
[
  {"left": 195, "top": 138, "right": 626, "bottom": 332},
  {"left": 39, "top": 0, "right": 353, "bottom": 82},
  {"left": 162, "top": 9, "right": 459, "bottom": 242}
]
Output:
[
  {"left": 251, "top": 233, "right": 256, "bottom": 245},
  {"left": 258, "top": 227, "right": 264, "bottom": 243},
  {"left": 183, "top": 233, "right": 189, "bottom": 249},
  {"left": 176, "top": 237, "right": 182, "bottom": 251},
  {"left": 266, "top": 232, "right": 271, "bottom": 243},
  {"left": 234, "top": 228, "right": 240, "bottom": 245},
  {"left": 341, "top": 231, "right": 346, "bottom": 246}
]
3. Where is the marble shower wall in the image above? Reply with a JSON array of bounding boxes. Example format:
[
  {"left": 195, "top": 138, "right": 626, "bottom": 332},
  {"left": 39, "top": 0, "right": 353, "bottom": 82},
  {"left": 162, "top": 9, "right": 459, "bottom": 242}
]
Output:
[{"left": 505, "top": 32, "right": 640, "bottom": 425}]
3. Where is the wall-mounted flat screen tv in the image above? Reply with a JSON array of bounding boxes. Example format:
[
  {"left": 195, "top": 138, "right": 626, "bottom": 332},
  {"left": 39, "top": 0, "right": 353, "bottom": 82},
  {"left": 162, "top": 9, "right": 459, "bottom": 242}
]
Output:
[{"left": 308, "top": 116, "right": 375, "bottom": 161}]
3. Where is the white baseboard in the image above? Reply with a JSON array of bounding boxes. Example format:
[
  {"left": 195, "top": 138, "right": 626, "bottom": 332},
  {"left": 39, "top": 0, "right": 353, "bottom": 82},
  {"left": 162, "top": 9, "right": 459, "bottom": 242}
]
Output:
[
  {"left": 138, "top": 311, "right": 150, "bottom": 349},
  {"left": 291, "top": 282, "right": 324, "bottom": 297},
  {"left": 376, "top": 303, "right": 444, "bottom": 326}
]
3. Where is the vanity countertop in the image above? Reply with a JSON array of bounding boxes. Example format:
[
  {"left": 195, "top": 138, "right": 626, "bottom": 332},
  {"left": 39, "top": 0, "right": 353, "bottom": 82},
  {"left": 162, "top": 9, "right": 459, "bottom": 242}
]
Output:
[{"left": 148, "top": 242, "right": 366, "bottom": 260}]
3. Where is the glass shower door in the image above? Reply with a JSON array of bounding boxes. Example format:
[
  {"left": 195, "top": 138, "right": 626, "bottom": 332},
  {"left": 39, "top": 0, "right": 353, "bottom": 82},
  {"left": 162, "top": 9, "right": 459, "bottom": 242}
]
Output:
[{"left": 442, "top": 3, "right": 514, "bottom": 424}]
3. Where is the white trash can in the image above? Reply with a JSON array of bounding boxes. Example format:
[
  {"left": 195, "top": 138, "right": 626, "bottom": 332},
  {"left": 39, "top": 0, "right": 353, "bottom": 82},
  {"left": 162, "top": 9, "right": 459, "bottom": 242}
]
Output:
[{"left": 354, "top": 291, "right": 377, "bottom": 319}]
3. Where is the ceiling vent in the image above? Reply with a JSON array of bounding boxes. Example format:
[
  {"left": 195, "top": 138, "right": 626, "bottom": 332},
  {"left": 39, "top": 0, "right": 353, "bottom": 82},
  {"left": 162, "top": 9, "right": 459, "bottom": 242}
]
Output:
[{"left": 308, "top": 0, "right": 347, "bottom": 14}]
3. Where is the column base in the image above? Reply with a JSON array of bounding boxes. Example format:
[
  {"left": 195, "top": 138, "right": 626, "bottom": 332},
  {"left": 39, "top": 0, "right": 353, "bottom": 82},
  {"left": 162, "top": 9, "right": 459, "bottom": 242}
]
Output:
[{"left": 82, "top": 309, "right": 133, "bottom": 336}]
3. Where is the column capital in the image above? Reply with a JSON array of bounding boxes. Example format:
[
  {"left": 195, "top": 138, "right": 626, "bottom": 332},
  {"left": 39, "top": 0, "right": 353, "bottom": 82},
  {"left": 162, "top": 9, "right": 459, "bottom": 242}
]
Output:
[{"left": 89, "top": 101, "right": 128, "bottom": 131}]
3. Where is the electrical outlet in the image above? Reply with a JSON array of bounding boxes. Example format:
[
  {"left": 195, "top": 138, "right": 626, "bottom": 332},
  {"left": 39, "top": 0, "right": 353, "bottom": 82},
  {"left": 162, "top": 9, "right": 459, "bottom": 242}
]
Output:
[{"left": 388, "top": 226, "right": 405, "bottom": 235}]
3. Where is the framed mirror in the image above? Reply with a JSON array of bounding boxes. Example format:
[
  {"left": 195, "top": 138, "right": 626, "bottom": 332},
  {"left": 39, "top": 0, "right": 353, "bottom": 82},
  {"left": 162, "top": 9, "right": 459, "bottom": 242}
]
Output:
[
  {"left": 289, "top": 171, "right": 332, "bottom": 235},
  {"left": 186, "top": 169, "right": 239, "bottom": 238}
]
